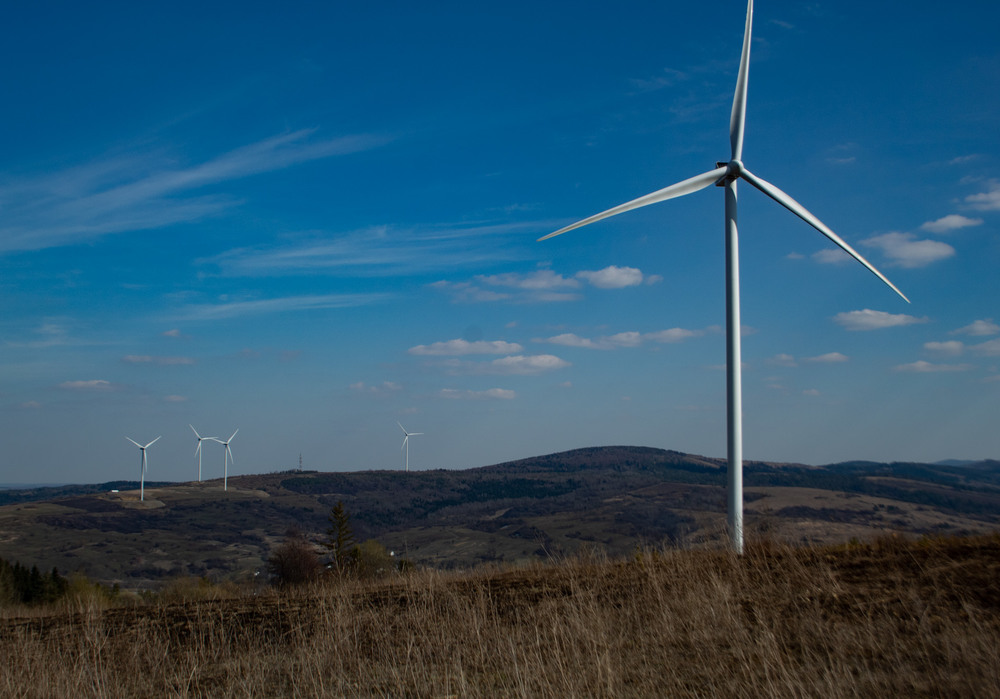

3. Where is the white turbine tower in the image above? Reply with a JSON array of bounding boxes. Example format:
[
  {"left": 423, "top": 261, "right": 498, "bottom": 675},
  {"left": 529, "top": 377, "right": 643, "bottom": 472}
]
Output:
[
  {"left": 210, "top": 429, "right": 239, "bottom": 491},
  {"left": 125, "top": 436, "right": 160, "bottom": 502},
  {"left": 189, "top": 425, "right": 215, "bottom": 482},
  {"left": 398, "top": 422, "right": 423, "bottom": 472},
  {"left": 540, "top": 0, "right": 908, "bottom": 554}
]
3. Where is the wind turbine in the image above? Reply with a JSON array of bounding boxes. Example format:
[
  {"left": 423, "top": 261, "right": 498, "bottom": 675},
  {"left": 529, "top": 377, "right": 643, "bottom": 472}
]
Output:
[
  {"left": 539, "top": 0, "right": 908, "bottom": 554},
  {"left": 125, "top": 436, "right": 160, "bottom": 502},
  {"left": 397, "top": 422, "right": 423, "bottom": 472},
  {"left": 210, "top": 429, "right": 239, "bottom": 491},
  {"left": 189, "top": 425, "right": 216, "bottom": 482}
]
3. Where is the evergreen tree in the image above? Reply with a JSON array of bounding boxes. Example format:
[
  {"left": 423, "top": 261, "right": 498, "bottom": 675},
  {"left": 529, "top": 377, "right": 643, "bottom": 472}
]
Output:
[{"left": 324, "top": 501, "right": 359, "bottom": 575}]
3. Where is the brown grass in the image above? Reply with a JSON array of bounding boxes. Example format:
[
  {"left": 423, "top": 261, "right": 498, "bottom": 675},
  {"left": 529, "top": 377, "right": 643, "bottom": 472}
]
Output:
[{"left": 1, "top": 534, "right": 998, "bottom": 697}]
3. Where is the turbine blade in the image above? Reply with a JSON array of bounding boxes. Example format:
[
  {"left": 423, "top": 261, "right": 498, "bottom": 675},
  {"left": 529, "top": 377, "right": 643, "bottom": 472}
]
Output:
[
  {"left": 229, "top": 428, "right": 239, "bottom": 441},
  {"left": 538, "top": 166, "right": 729, "bottom": 241},
  {"left": 740, "top": 168, "right": 910, "bottom": 303},
  {"left": 730, "top": 0, "right": 753, "bottom": 161},
  {"left": 189, "top": 424, "right": 201, "bottom": 439},
  {"left": 195, "top": 441, "right": 201, "bottom": 456},
  {"left": 145, "top": 436, "right": 161, "bottom": 448},
  {"left": 411, "top": 432, "right": 424, "bottom": 436},
  {"left": 125, "top": 437, "right": 141, "bottom": 448},
  {"left": 397, "top": 421, "right": 408, "bottom": 436},
  {"left": 401, "top": 435, "right": 408, "bottom": 449}
]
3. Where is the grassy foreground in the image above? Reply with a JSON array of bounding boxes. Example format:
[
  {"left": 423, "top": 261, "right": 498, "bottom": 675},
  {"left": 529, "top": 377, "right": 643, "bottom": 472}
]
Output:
[{"left": 1, "top": 535, "right": 998, "bottom": 697}]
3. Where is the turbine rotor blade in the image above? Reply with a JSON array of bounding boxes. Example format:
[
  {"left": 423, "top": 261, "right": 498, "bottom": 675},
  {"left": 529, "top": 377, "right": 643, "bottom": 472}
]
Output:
[
  {"left": 730, "top": 0, "right": 753, "bottom": 161},
  {"left": 125, "top": 437, "right": 141, "bottom": 448},
  {"left": 189, "top": 424, "right": 201, "bottom": 439},
  {"left": 228, "top": 429, "right": 239, "bottom": 442},
  {"left": 538, "top": 166, "right": 729, "bottom": 241},
  {"left": 145, "top": 436, "right": 161, "bottom": 449},
  {"left": 740, "top": 168, "right": 910, "bottom": 303},
  {"left": 397, "top": 421, "right": 408, "bottom": 436}
]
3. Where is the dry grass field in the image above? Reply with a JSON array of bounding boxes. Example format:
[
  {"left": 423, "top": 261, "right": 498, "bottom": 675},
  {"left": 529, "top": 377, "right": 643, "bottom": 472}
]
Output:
[{"left": 1, "top": 534, "right": 998, "bottom": 697}]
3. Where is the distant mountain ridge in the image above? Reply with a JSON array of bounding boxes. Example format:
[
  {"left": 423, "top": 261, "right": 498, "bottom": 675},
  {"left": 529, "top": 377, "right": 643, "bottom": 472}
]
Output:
[{"left": 0, "top": 446, "right": 997, "bottom": 588}]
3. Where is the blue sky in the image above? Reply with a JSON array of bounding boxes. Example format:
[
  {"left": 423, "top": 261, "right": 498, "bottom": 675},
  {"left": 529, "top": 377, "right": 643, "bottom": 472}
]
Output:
[{"left": 1, "top": 1, "right": 998, "bottom": 485}]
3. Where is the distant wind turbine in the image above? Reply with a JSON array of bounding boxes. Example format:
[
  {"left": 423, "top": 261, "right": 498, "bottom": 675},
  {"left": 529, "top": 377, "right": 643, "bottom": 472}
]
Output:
[
  {"left": 189, "top": 425, "right": 216, "bottom": 482},
  {"left": 125, "top": 436, "right": 160, "bottom": 502},
  {"left": 398, "top": 422, "right": 423, "bottom": 472},
  {"left": 210, "top": 429, "right": 239, "bottom": 491},
  {"left": 539, "top": 0, "right": 908, "bottom": 554}
]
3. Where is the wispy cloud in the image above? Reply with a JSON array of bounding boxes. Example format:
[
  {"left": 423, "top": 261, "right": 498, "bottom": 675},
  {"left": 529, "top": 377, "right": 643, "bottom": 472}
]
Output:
[
  {"left": 0, "top": 130, "right": 389, "bottom": 253},
  {"left": 57, "top": 379, "right": 118, "bottom": 391},
  {"left": 439, "top": 354, "right": 570, "bottom": 376},
  {"left": 350, "top": 381, "right": 402, "bottom": 394},
  {"left": 893, "top": 361, "right": 973, "bottom": 373},
  {"left": 434, "top": 265, "right": 660, "bottom": 304},
  {"left": 175, "top": 293, "right": 389, "bottom": 321},
  {"left": 971, "top": 338, "right": 1000, "bottom": 357},
  {"left": 919, "top": 214, "right": 983, "bottom": 233},
  {"left": 536, "top": 326, "right": 713, "bottom": 350},
  {"left": 924, "top": 341, "right": 964, "bottom": 357},
  {"left": 951, "top": 319, "right": 999, "bottom": 337},
  {"left": 122, "top": 355, "right": 195, "bottom": 366},
  {"left": 861, "top": 232, "right": 955, "bottom": 268},
  {"left": 408, "top": 339, "right": 523, "bottom": 356},
  {"left": 833, "top": 309, "right": 929, "bottom": 331},
  {"left": 206, "top": 220, "right": 546, "bottom": 278},
  {"left": 805, "top": 352, "right": 849, "bottom": 363},
  {"left": 964, "top": 180, "right": 1000, "bottom": 211},
  {"left": 439, "top": 388, "right": 516, "bottom": 400}
]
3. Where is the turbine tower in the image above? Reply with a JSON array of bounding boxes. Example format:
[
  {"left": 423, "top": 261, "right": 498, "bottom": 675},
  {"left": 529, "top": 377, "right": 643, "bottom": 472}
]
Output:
[
  {"left": 398, "top": 422, "right": 423, "bottom": 472},
  {"left": 125, "top": 436, "right": 160, "bottom": 502},
  {"left": 210, "top": 429, "right": 239, "bottom": 491},
  {"left": 189, "top": 425, "right": 215, "bottom": 482},
  {"left": 540, "top": 0, "right": 908, "bottom": 553}
]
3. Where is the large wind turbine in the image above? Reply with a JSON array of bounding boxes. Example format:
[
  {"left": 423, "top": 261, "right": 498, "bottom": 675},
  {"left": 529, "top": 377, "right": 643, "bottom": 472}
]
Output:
[
  {"left": 125, "top": 436, "right": 160, "bottom": 502},
  {"left": 210, "top": 429, "right": 239, "bottom": 491},
  {"left": 540, "top": 0, "right": 908, "bottom": 553},
  {"left": 189, "top": 425, "right": 215, "bottom": 482},
  {"left": 398, "top": 422, "right": 423, "bottom": 472}
]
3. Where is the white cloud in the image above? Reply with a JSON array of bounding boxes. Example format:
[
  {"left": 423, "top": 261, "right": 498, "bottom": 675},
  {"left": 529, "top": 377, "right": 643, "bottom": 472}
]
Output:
[
  {"left": 443, "top": 354, "right": 571, "bottom": 375},
  {"left": 812, "top": 248, "right": 852, "bottom": 265},
  {"left": 862, "top": 232, "right": 955, "bottom": 268},
  {"left": 350, "top": 381, "right": 401, "bottom": 394},
  {"left": 408, "top": 339, "right": 523, "bottom": 356},
  {"left": 646, "top": 328, "right": 705, "bottom": 343},
  {"left": 833, "top": 309, "right": 929, "bottom": 331},
  {"left": 576, "top": 266, "right": 644, "bottom": 289},
  {"left": 893, "top": 361, "right": 973, "bottom": 373},
  {"left": 951, "top": 319, "right": 1000, "bottom": 337},
  {"left": 439, "top": 388, "right": 516, "bottom": 400},
  {"left": 769, "top": 354, "right": 798, "bottom": 367},
  {"left": 964, "top": 180, "right": 1000, "bottom": 211},
  {"left": 164, "top": 395, "right": 187, "bottom": 402},
  {"left": 971, "top": 338, "right": 1000, "bottom": 357},
  {"left": 162, "top": 328, "right": 184, "bottom": 338},
  {"left": 806, "top": 352, "right": 849, "bottom": 363},
  {"left": 478, "top": 269, "right": 579, "bottom": 291},
  {"left": 924, "top": 341, "right": 964, "bottom": 357},
  {"left": 19, "top": 400, "right": 42, "bottom": 409},
  {"left": 58, "top": 379, "right": 116, "bottom": 391},
  {"left": 802, "top": 389, "right": 821, "bottom": 396},
  {"left": 537, "top": 327, "right": 707, "bottom": 350},
  {"left": 122, "top": 355, "right": 195, "bottom": 366},
  {"left": 919, "top": 214, "right": 983, "bottom": 233}
]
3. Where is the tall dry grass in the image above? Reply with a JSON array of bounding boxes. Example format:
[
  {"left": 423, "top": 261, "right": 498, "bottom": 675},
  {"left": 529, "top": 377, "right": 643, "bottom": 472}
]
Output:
[{"left": 1, "top": 535, "right": 997, "bottom": 697}]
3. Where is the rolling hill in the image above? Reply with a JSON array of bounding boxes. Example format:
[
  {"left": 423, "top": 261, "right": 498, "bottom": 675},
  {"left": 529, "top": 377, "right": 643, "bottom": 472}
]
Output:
[{"left": 0, "top": 446, "right": 997, "bottom": 589}]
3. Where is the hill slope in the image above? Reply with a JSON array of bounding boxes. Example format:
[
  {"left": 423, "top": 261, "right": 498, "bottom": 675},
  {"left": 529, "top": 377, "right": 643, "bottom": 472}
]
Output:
[{"left": 0, "top": 446, "right": 997, "bottom": 588}]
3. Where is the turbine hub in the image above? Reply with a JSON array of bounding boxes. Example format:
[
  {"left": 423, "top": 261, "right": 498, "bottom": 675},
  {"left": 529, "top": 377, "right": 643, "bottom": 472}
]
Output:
[{"left": 728, "top": 159, "right": 744, "bottom": 178}]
